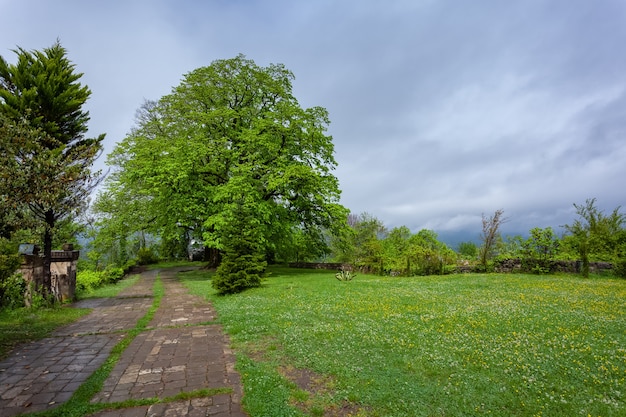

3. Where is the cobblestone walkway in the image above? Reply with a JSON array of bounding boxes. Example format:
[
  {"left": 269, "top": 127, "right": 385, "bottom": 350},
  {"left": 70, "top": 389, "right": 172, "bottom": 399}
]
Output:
[{"left": 0, "top": 268, "right": 247, "bottom": 417}]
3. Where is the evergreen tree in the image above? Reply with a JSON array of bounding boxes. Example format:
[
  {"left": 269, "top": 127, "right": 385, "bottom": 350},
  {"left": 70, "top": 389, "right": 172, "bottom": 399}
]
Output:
[
  {"left": 0, "top": 41, "right": 104, "bottom": 300},
  {"left": 212, "top": 193, "right": 266, "bottom": 294}
]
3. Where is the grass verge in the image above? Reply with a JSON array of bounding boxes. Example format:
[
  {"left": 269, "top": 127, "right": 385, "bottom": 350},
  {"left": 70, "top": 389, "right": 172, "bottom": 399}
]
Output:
[{"left": 179, "top": 266, "right": 626, "bottom": 417}]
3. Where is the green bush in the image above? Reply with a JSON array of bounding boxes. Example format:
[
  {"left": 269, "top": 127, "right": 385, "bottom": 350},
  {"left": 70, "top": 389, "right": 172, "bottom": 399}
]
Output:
[
  {"left": 76, "top": 270, "right": 104, "bottom": 293},
  {"left": 213, "top": 251, "right": 266, "bottom": 295},
  {"left": 613, "top": 259, "right": 626, "bottom": 279},
  {"left": 136, "top": 246, "right": 159, "bottom": 265},
  {"left": 76, "top": 266, "right": 128, "bottom": 294},
  {"left": 0, "top": 239, "right": 23, "bottom": 309},
  {"left": 123, "top": 259, "right": 137, "bottom": 273},
  {"left": 103, "top": 266, "right": 125, "bottom": 283},
  {"left": 0, "top": 273, "right": 25, "bottom": 309}
]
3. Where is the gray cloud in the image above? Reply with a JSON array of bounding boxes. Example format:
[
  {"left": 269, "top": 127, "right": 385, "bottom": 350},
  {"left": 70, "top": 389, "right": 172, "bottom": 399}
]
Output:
[{"left": 1, "top": 0, "right": 625, "bottom": 241}]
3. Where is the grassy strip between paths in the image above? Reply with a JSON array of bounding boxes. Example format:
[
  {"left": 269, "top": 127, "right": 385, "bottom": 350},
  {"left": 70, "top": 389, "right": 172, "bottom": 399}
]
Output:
[
  {"left": 23, "top": 272, "right": 232, "bottom": 417},
  {"left": 179, "top": 266, "right": 626, "bottom": 417}
]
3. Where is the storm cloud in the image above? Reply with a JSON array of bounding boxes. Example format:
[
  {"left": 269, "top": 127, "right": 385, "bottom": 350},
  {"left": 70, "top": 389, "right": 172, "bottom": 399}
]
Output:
[{"left": 2, "top": 0, "right": 625, "bottom": 243}]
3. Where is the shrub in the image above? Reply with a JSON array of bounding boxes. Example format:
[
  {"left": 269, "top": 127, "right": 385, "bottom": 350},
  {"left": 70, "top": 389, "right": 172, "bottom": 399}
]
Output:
[
  {"left": 76, "top": 270, "right": 104, "bottom": 293},
  {"left": 213, "top": 251, "right": 266, "bottom": 294},
  {"left": 102, "top": 266, "right": 125, "bottom": 283},
  {"left": 613, "top": 259, "right": 626, "bottom": 279},
  {"left": 0, "top": 273, "right": 26, "bottom": 309},
  {"left": 136, "top": 246, "right": 159, "bottom": 265},
  {"left": 0, "top": 239, "right": 23, "bottom": 309},
  {"left": 123, "top": 259, "right": 137, "bottom": 274},
  {"left": 76, "top": 266, "right": 127, "bottom": 294},
  {"left": 335, "top": 267, "right": 356, "bottom": 281}
]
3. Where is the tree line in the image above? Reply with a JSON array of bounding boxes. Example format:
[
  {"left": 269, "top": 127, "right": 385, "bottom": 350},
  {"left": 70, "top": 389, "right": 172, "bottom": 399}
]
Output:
[{"left": 328, "top": 201, "right": 625, "bottom": 279}]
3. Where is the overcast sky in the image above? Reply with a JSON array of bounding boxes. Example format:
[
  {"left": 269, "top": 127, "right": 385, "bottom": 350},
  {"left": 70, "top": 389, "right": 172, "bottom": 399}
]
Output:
[{"left": 2, "top": 0, "right": 625, "bottom": 242}]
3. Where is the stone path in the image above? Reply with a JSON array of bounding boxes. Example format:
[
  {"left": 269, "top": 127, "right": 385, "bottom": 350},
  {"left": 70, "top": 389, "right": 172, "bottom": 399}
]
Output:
[{"left": 0, "top": 267, "right": 247, "bottom": 417}]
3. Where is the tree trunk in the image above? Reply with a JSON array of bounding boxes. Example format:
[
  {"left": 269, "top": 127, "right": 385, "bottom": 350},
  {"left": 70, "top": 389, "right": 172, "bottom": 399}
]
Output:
[
  {"left": 204, "top": 247, "right": 222, "bottom": 269},
  {"left": 42, "top": 210, "right": 55, "bottom": 302}
]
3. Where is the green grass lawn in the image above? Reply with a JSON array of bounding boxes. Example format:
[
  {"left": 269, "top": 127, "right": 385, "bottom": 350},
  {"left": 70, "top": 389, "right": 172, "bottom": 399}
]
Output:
[{"left": 179, "top": 267, "right": 626, "bottom": 417}]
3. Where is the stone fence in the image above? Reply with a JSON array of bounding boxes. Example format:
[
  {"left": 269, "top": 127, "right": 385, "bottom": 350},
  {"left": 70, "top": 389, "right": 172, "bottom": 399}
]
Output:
[
  {"left": 493, "top": 258, "right": 613, "bottom": 274},
  {"left": 289, "top": 259, "right": 614, "bottom": 275},
  {"left": 18, "top": 244, "right": 79, "bottom": 305},
  {"left": 288, "top": 262, "right": 352, "bottom": 271}
]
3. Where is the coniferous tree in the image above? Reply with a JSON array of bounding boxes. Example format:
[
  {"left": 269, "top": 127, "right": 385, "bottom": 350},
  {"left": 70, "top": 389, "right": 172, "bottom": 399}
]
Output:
[
  {"left": 212, "top": 194, "right": 266, "bottom": 294},
  {"left": 0, "top": 41, "right": 104, "bottom": 300}
]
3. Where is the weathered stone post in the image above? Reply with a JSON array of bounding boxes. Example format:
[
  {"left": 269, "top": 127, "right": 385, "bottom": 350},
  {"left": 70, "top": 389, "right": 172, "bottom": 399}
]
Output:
[{"left": 19, "top": 243, "right": 79, "bottom": 305}]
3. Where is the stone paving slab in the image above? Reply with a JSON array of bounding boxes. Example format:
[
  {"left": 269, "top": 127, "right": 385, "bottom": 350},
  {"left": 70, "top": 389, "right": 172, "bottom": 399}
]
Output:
[
  {"left": 148, "top": 267, "right": 217, "bottom": 329},
  {"left": 90, "top": 267, "right": 246, "bottom": 416},
  {"left": 0, "top": 333, "right": 123, "bottom": 416},
  {"left": 92, "top": 325, "right": 234, "bottom": 402},
  {"left": 91, "top": 395, "right": 248, "bottom": 417},
  {"left": 0, "top": 267, "right": 247, "bottom": 417},
  {"left": 53, "top": 297, "right": 153, "bottom": 337}
]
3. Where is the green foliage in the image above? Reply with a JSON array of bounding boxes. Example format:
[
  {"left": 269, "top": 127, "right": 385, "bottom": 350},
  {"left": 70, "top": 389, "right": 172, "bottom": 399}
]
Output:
[
  {"left": 96, "top": 55, "right": 347, "bottom": 273},
  {"left": 381, "top": 225, "right": 411, "bottom": 274},
  {"left": 159, "top": 236, "right": 188, "bottom": 261},
  {"left": 457, "top": 241, "right": 478, "bottom": 258},
  {"left": 520, "top": 227, "right": 561, "bottom": 274},
  {"left": 0, "top": 273, "right": 25, "bottom": 310},
  {"left": 331, "top": 212, "right": 386, "bottom": 272},
  {"left": 406, "top": 229, "right": 457, "bottom": 275},
  {"left": 76, "top": 266, "right": 126, "bottom": 294},
  {"left": 212, "top": 197, "right": 266, "bottom": 294},
  {"left": 0, "top": 42, "right": 104, "bottom": 299},
  {"left": 612, "top": 229, "right": 626, "bottom": 278},
  {"left": 213, "top": 251, "right": 266, "bottom": 295},
  {"left": 136, "top": 246, "right": 159, "bottom": 265},
  {"left": 335, "top": 266, "right": 356, "bottom": 281},
  {"left": 76, "top": 270, "right": 102, "bottom": 293},
  {"left": 0, "top": 238, "right": 23, "bottom": 309},
  {"left": 332, "top": 213, "right": 456, "bottom": 276},
  {"left": 0, "top": 239, "right": 20, "bottom": 281},
  {"left": 563, "top": 198, "right": 625, "bottom": 277}
]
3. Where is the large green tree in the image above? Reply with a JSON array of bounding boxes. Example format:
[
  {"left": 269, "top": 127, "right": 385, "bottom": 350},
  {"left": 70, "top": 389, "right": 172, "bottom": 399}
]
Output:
[
  {"left": 0, "top": 42, "right": 104, "bottom": 299},
  {"left": 99, "top": 55, "right": 347, "bottom": 292}
]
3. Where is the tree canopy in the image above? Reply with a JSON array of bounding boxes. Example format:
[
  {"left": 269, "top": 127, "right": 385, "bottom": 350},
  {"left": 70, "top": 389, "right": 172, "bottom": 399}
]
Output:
[{"left": 96, "top": 55, "right": 347, "bottom": 291}]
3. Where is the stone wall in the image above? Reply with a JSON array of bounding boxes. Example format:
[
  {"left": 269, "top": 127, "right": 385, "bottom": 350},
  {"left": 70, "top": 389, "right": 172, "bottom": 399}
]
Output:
[
  {"left": 288, "top": 262, "right": 352, "bottom": 271},
  {"left": 289, "top": 260, "right": 614, "bottom": 275},
  {"left": 19, "top": 249, "right": 79, "bottom": 305},
  {"left": 493, "top": 258, "right": 613, "bottom": 274}
]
